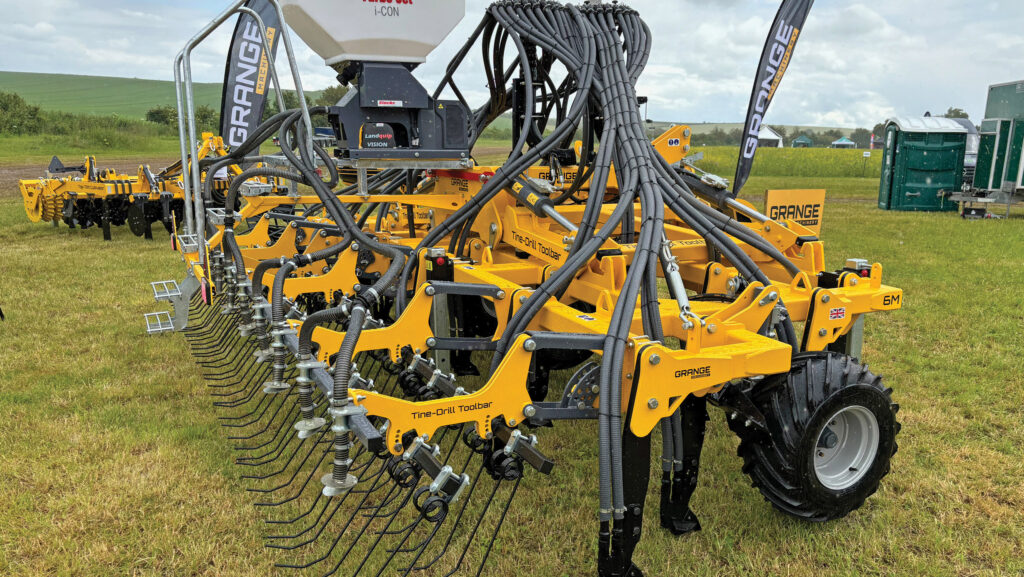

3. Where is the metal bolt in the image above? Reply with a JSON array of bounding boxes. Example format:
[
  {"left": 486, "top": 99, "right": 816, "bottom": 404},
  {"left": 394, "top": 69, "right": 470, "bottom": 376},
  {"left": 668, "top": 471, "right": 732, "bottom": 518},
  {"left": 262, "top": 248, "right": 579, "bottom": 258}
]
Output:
[
  {"left": 821, "top": 294, "right": 831, "bottom": 303},
  {"left": 519, "top": 295, "right": 528, "bottom": 304},
  {"left": 707, "top": 324, "right": 717, "bottom": 334},
  {"left": 496, "top": 290, "right": 506, "bottom": 300},
  {"left": 818, "top": 328, "right": 827, "bottom": 337},
  {"left": 714, "top": 267, "right": 722, "bottom": 275},
  {"left": 425, "top": 286, "right": 436, "bottom": 296},
  {"left": 351, "top": 243, "right": 360, "bottom": 252},
  {"left": 523, "top": 405, "right": 537, "bottom": 418},
  {"left": 744, "top": 419, "right": 752, "bottom": 427},
  {"left": 508, "top": 419, "right": 517, "bottom": 427},
  {"left": 850, "top": 278, "right": 859, "bottom": 286},
  {"left": 523, "top": 339, "right": 537, "bottom": 352},
  {"left": 591, "top": 384, "right": 600, "bottom": 394},
  {"left": 765, "top": 224, "right": 772, "bottom": 232},
  {"left": 649, "top": 354, "right": 661, "bottom": 366},
  {"left": 394, "top": 443, "right": 403, "bottom": 452},
  {"left": 474, "top": 242, "right": 482, "bottom": 250},
  {"left": 625, "top": 373, "right": 633, "bottom": 380},
  {"left": 426, "top": 337, "right": 437, "bottom": 347},
  {"left": 647, "top": 398, "right": 659, "bottom": 409},
  {"left": 320, "top": 230, "right": 328, "bottom": 237}
]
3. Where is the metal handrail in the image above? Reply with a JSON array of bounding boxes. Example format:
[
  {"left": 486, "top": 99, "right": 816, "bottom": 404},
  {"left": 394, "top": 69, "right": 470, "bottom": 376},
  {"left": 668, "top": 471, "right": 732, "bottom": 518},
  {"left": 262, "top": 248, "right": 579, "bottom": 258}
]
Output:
[{"left": 172, "top": 0, "right": 315, "bottom": 261}]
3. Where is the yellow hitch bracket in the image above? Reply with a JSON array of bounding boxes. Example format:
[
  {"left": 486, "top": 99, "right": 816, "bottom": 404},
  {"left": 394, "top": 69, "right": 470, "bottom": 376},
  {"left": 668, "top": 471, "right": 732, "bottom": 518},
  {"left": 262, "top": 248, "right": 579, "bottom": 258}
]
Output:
[
  {"left": 629, "top": 284, "right": 792, "bottom": 437},
  {"left": 350, "top": 334, "right": 535, "bottom": 455},
  {"left": 803, "top": 263, "right": 903, "bottom": 351},
  {"left": 299, "top": 284, "right": 437, "bottom": 364}
]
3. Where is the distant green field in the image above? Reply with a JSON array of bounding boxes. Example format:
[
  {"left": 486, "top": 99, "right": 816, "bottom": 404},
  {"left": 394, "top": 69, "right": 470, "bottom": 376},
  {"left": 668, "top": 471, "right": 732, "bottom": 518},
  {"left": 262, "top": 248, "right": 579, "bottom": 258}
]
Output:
[
  {"left": 642, "top": 121, "right": 856, "bottom": 138},
  {"left": 0, "top": 71, "right": 325, "bottom": 120},
  {"left": 690, "top": 146, "right": 882, "bottom": 180},
  {"left": 0, "top": 71, "right": 223, "bottom": 119}
]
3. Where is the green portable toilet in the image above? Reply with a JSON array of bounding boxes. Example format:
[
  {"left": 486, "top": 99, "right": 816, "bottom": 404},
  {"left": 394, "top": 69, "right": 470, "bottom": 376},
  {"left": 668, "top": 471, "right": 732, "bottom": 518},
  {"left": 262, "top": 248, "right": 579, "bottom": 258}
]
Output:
[{"left": 878, "top": 117, "right": 966, "bottom": 211}]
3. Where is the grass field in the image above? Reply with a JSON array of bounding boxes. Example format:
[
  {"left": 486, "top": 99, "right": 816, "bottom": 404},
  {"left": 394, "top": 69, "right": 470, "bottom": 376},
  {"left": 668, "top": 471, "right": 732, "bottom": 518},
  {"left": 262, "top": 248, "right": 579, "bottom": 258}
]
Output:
[
  {"left": 0, "top": 148, "right": 1022, "bottom": 576},
  {"left": 0, "top": 71, "right": 325, "bottom": 121},
  {"left": 0, "top": 71, "right": 224, "bottom": 119}
]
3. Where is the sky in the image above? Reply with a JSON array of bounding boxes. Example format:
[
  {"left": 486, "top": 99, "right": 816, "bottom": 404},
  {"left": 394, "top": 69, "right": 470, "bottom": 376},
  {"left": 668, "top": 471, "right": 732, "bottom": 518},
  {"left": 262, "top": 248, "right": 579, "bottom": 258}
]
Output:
[{"left": 2, "top": 0, "right": 1022, "bottom": 128}]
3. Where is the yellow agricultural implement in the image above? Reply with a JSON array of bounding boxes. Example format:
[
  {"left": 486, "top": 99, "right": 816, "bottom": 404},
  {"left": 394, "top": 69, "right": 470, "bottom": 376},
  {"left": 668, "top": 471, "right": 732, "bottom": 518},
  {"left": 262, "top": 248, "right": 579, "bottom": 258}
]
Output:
[
  {"left": 18, "top": 133, "right": 287, "bottom": 240},
  {"left": 147, "top": 0, "right": 904, "bottom": 575}
]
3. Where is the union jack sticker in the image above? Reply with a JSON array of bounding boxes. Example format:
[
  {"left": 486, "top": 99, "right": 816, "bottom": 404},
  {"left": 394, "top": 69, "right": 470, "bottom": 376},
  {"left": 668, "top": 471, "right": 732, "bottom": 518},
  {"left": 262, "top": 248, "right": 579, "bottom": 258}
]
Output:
[{"left": 829, "top": 307, "right": 846, "bottom": 320}]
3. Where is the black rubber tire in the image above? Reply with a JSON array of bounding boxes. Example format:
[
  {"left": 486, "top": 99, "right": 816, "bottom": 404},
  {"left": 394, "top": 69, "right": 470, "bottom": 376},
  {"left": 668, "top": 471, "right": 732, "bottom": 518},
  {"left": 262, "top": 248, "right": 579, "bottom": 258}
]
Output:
[{"left": 730, "top": 352, "right": 900, "bottom": 521}]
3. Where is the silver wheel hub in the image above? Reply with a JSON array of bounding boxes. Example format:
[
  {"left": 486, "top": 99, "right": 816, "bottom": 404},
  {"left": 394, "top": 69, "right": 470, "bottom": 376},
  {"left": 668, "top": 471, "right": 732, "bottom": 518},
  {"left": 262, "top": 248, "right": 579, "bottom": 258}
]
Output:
[{"left": 814, "top": 405, "right": 879, "bottom": 490}]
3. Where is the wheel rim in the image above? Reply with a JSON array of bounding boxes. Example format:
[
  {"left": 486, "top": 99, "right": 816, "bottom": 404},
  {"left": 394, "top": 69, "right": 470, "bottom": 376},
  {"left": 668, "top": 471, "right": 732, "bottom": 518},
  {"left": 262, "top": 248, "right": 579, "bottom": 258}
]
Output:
[{"left": 814, "top": 405, "right": 879, "bottom": 490}]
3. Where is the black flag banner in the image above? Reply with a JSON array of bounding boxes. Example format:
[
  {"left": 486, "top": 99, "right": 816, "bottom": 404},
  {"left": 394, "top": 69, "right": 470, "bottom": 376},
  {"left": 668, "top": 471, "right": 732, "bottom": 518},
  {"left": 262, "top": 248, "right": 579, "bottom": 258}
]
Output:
[
  {"left": 733, "top": 0, "right": 814, "bottom": 196},
  {"left": 220, "top": 0, "right": 281, "bottom": 147}
]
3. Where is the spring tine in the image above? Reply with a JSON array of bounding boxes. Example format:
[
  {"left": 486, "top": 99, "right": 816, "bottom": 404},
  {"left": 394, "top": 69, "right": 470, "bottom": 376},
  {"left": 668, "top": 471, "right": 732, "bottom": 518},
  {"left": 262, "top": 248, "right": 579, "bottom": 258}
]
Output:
[
  {"left": 219, "top": 390, "right": 275, "bottom": 424},
  {"left": 266, "top": 495, "right": 336, "bottom": 544},
  {"left": 228, "top": 395, "right": 294, "bottom": 443},
  {"left": 472, "top": 476, "right": 522, "bottom": 577},
  {"left": 377, "top": 513, "right": 437, "bottom": 568},
  {"left": 247, "top": 419, "right": 332, "bottom": 488},
  {"left": 255, "top": 436, "right": 332, "bottom": 504},
  {"left": 272, "top": 458, "right": 396, "bottom": 558},
  {"left": 264, "top": 451, "right": 384, "bottom": 537},
  {"left": 231, "top": 400, "right": 298, "bottom": 445},
  {"left": 205, "top": 348, "right": 265, "bottom": 385},
  {"left": 330, "top": 485, "right": 416, "bottom": 577},
  {"left": 409, "top": 461, "right": 487, "bottom": 572},
  {"left": 212, "top": 363, "right": 272, "bottom": 397},
  {"left": 239, "top": 423, "right": 306, "bottom": 473}
]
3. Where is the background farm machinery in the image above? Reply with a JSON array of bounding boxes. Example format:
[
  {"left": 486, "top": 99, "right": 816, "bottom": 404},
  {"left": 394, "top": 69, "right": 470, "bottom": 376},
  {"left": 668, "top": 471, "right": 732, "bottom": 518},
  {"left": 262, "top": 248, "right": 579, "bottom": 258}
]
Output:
[
  {"left": 17, "top": 133, "right": 289, "bottom": 239},
  {"left": 145, "top": 0, "right": 904, "bottom": 575}
]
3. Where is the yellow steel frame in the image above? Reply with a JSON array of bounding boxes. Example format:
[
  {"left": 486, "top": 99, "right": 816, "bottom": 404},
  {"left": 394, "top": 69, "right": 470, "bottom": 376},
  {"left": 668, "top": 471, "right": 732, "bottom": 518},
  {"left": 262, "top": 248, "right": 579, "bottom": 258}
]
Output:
[{"left": 184, "top": 125, "right": 902, "bottom": 451}]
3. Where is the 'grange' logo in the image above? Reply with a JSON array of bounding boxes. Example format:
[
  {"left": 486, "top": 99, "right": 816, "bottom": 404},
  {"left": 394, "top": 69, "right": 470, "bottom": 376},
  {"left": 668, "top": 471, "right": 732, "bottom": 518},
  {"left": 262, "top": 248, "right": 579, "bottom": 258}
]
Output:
[
  {"left": 743, "top": 20, "right": 799, "bottom": 160},
  {"left": 768, "top": 203, "right": 821, "bottom": 227},
  {"left": 675, "top": 366, "right": 712, "bottom": 379},
  {"left": 227, "top": 23, "right": 276, "bottom": 147}
]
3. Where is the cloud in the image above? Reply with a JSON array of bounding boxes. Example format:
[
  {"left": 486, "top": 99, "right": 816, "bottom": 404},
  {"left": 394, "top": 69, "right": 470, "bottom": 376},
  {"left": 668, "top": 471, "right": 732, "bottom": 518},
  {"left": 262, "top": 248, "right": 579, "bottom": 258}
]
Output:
[{"left": 2, "top": 0, "right": 1022, "bottom": 128}]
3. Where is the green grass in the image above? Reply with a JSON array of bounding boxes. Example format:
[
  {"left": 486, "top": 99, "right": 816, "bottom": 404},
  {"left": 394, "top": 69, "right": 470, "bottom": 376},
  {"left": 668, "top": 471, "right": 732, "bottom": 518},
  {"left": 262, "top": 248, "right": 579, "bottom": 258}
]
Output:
[
  {"left": 691, "top": 146, "right": 883, "bottom": 180},
  {"left": 0, "top": 72, "right": 224, "bottom": 119},
  {"left": 0, "top": 71, "right": 325, "bottom": 121},
  {"left": 644, "top": 121, "right": 856, "bottom": 137},
  {"left": 0, "top": 135, "right": 183, "bottom": 163},
  {"left": 0, "top": 156, "right": 1022, "bottom": 575}
]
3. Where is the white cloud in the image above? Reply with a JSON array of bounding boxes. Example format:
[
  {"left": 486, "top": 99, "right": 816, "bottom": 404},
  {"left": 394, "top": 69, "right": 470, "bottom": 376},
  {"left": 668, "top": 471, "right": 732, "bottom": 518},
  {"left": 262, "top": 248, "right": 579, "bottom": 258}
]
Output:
[{"left": 2, "top": 0, "right": 1022, "bottom": 128}]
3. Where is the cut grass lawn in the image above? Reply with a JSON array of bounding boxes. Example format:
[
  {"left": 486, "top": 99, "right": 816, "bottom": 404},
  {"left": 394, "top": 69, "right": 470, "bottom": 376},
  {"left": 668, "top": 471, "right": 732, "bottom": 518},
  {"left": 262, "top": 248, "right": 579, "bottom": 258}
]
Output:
[{"left": 0, "top": 160, "right": 1022, "bottom": 576}]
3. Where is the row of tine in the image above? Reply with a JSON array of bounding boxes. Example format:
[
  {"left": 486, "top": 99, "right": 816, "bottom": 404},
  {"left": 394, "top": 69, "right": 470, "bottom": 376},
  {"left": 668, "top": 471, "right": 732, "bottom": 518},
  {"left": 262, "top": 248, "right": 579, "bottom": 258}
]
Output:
[{"left": 179, "top": 253, "right": 530, "bottom": 576}]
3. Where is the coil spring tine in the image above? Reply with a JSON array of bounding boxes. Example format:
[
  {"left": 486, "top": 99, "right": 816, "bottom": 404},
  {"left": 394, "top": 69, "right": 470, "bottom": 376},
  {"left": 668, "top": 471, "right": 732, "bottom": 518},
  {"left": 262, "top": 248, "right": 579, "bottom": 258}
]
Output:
[
  {"left": 219, "top": 389, "right": 275, "bottom": 424},
  {"left": 409, "top": 461, "right": 488, "bottom": 573},
  {"left": 273, "top": 460, "right": 395, "bottom": 560},
  {"left": 257, "top": 437, "right": 332, "bottom": 506},
  {"left": 232, "top": 401, "right": 299, "bottom": 446},
  {"left": 473, "top": 477, "right": 522, "bottom": 577},
  {"left": 330, "top": 485, "right": 417, "bottom": 577}
]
